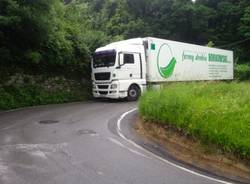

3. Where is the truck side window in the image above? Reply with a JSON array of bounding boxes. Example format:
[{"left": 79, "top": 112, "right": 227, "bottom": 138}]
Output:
[{"left": 124, "top": 54, "right": 134, "bottom": 64}]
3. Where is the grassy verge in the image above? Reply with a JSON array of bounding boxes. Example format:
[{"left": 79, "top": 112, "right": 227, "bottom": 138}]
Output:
[{"left": 139, "top": 82, "right": 250, "bottom": 160}]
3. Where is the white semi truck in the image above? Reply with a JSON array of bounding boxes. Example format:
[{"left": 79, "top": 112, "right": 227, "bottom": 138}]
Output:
[{"left": 91, "top": 37, "right": 233, "bottom": 101}]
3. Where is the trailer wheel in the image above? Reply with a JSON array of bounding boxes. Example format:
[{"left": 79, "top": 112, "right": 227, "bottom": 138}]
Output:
[{"left": 127, "top": 85, "right": 140, "bottom": 101}]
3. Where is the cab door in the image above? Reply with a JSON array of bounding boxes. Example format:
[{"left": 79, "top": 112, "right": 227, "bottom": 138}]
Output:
[{"left": 118, "top": 52, "right": 142, "bottom": 80}]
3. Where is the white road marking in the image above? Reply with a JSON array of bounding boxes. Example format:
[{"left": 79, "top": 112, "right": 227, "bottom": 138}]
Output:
[
  {"left": 107, "top": 137, "right": 149, "bottom": 159},
  {"left": 117, "top": 108, "right": 234, "bottom": 184}
]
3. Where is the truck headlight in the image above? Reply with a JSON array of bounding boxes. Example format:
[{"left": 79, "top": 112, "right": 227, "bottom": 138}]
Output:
[
  {"left": 92, "top": 84, "right": 97, "bottom": 89},
  {"left": 110, "top": 84, "right": 117, "bottom": 89}
]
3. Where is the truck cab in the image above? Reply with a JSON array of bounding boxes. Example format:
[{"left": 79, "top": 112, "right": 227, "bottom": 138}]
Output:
[{"left": 91, "top": 38, "right": 147, "bottom": 101}]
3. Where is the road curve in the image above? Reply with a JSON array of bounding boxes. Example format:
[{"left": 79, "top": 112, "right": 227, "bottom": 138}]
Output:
[{"left": 0, "top": 101, "right": 235, "bottom": 184}]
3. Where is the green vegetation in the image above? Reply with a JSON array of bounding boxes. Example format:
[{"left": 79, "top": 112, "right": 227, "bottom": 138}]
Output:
[
  {"left": 1, "top": 0, "right": 250, "bottom": 69},
  {"left": 0, "top": 0, "right": 250, "bottom": 109},
  {"left": 0, "top": 74, "right": 88, "bottom": 110},
  {"left": 139, "top": 83, "right": 250, "bottom": 159},
  {"left": 0, "top": 85, "right": 85, "bottom": 110},
  {"left": 235, "top": 64, "right": 250, "bottom": 81}
]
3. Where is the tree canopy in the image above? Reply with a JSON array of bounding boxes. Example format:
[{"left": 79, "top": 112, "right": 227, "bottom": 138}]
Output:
[{"left": 0, "top": 0, "right": 249, "bottom": 77}]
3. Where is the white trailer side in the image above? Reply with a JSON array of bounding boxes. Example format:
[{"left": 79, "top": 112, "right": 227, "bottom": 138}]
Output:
[{"left": 145, "top": 37, "right": 234, "bottom": 82}]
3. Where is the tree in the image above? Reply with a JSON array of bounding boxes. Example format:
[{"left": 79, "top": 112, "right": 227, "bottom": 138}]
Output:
[
  {"left": 1, "top": 0, "right": 250, "bottom": 72},
  {"left": 0, "top": 0, "right": 67, "bottom": 66},
  {"left": 240, "top": 6, "right": 250, "bottom": 37}
]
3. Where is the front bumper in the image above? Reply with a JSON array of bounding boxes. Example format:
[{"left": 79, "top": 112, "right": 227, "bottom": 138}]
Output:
[{"left": 92, "top": 81, "right": 127, "bottom": 99}]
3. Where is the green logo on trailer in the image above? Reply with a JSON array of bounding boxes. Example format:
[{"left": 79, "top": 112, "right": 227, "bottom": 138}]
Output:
[{"left": 157, "top": 43, "right": 177, "bottom": 79}]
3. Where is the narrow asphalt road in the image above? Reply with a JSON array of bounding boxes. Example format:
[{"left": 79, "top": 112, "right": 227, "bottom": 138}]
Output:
[{"left": 0, "top": 101, "right": 232, "bottom": 184}]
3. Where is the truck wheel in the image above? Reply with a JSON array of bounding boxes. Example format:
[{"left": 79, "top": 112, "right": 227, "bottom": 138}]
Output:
[{"left": 127, "top": 85, "right": 140, "bottom": 101}]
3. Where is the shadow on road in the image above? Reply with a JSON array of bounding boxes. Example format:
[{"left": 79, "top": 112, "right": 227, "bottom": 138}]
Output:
[{"left": 92, "top": 98, "right": 134, "bottom": 103}]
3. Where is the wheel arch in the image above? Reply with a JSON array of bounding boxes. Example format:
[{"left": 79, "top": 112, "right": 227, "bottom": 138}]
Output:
[{"left": 128, "top": 83, "right": 141, "bottom": 92}]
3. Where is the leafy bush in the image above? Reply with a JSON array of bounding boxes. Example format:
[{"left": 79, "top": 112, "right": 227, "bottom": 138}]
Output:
[
  {"left": 235, "top": 64, "right": 250, "bottom": 81},
  {"left": 139, "top": 82, "right": 250, "bottom": 159},
  {"left": 0, "top": 75, "right": 89, "bottom": 110}
]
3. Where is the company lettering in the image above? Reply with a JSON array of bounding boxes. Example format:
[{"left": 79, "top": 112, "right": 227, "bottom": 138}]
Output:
[
  {"left": 208, "top": 53, "right": 228, "bottom": 63},
  {"left": 182, "top": 51, "right": 229, "bottom": 63},
  {"left": 195, "top": 54, "right": 207, "bottom": 61},
  {"left": 182, "top": 52, "right": 195, "bottom": 62},
  {"left": 182, "top": 51, "right": 207, "bottom": 62}
]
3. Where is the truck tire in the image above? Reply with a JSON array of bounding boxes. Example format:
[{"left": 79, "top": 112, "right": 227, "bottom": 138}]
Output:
[{"left": 127, "top": 85, "right": 140, "bottom": 101}]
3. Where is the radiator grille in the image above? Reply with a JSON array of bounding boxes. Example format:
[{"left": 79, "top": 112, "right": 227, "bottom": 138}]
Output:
[{"left": 94, "top": 72, "right": 111, "bottom": 81}]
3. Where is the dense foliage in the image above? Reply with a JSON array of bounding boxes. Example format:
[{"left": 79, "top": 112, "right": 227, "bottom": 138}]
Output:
[
  {"left": 235, "top": 64, "right": 250, "bottom": 81},
  {"left": 0, "top": 73, "right": 88, "bottom": 110},
  {"left": 139, "top": 83, "right": 250, "bottom": 160},
  {"left": 1, "top": 0, "right": 250, "bottom": 77},
  {"left": 0, "top": 0, "right": 249, "bottom": 110}
]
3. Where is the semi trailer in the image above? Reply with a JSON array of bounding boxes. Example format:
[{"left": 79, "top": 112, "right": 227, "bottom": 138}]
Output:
[{"left": 91, "top": 37, "right": 233, "bottom": 101}]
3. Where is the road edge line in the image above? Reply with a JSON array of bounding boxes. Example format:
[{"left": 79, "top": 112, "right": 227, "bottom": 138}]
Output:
[{"left": 117, "top": 108, "right": 234, "bottom": 184}]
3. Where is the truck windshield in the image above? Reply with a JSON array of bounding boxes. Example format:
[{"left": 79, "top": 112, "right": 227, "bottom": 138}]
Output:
[{"left": 93, "top": 50, "right": 116, "bottom": 68}]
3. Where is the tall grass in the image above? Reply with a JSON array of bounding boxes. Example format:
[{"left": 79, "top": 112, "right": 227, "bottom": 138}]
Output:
[{"left": 139, "top": 82, "right": 250, "bottom": 159}]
